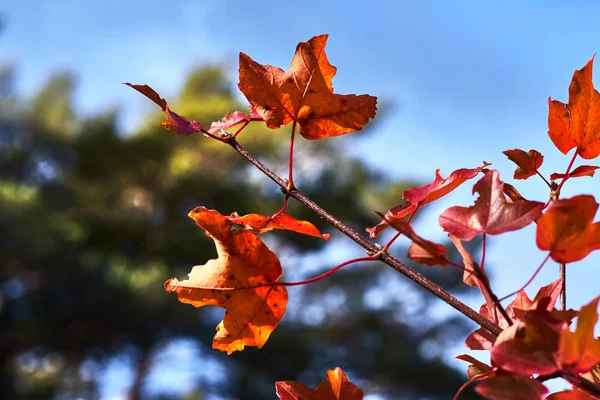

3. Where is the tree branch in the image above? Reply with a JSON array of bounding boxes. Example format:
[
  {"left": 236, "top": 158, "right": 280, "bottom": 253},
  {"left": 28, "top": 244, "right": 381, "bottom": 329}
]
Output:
[{"left": 227, "top": 137, "right": 502, "bottom": 336}]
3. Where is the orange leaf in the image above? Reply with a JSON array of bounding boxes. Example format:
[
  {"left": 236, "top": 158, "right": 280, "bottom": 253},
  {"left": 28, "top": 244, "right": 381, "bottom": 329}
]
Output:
[
  {"left": 124, "top": 83, "right": 203, "bottom": 136},
  {"left": 227, "top": 212, "right": 329, "bottom": 240},
  {"left": 536, "top": 195, "right": 600, "bottom": 263},
  {"left": 550, "top": 165, "right": 600, "bottom": 181},
  {"left": 439, "top": 170, "right": 544, "bottom": 241},
  {"left": 547, "top": 389, "right": 599, "bottom": 400},
  {"left": 164, "top": 207, "right": 287, "bottom": 354},
  {"left": 548, "top": 56, "right": 600, "bottom": 159},
  {"left": 238, "top": 34, "right": 377, "bottom": 140},
  {"left": 559, "top": 296, "right": 600, "bottom": 374},
  {"left": 366, "top": 203, "right": 416, "bottom": 239},
  {"left": 276, "top": 367, "right": 363, "bottom": 400},
  {"left": 456, "top": 354, "right": 493, "bottom": 378},
  {"left": 503, "top": 149, "right": 544, "bottom": 180}
]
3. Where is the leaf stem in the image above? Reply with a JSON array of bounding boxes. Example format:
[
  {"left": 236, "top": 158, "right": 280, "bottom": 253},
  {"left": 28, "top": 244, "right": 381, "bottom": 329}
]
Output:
[
  {"left": 274, "top": 256, "right": 375, "bottom": 287},
  {"left": 233, "top": 120, "right": 251, "bottom": 137},
  {"left": 560, "top": 262, "right": 566, "bottom": 310},
  {"left": 555, "top": 150, "right": 578, "bottom": 196},
  {"left": 288, "top": 121, "right": 297, "bottom": 190},
  {"left": 536, "top": 170, "right": 553, "bottom": 189},
  {"left": 226, "top": 137, "right": 502, "bottom": 336},
  {"left": 270, "top": 195, "right": 290, "bottom": 220},
  {"left": 499, "top": 253, "right": 551, "bottom": 302}
]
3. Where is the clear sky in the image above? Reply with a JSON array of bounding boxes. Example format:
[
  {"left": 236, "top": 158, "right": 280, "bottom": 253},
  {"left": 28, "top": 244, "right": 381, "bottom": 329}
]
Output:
[{"left": 3, "top": 0, "right": 600, "bottom": 397}]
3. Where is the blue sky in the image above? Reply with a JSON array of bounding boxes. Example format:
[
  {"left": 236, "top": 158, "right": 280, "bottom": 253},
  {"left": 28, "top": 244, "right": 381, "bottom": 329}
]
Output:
[{"left": 3, "top": 0, "right": 600, "bottom": 397}]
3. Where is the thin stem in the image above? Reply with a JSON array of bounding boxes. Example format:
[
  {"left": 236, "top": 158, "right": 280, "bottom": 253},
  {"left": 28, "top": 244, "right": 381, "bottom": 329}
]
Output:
[
  {"left": 499, "top": 254, "right": 551, "bottom": 302},
  {"left": 270, "top": 195, "right": 290, "bottom": 220},
  {"left": 287, "top": 121, "right": 297, "bottom": 190},
  {"left": 480, "top": 233, "right": 487, "bottom": 270},
  {"left": 560, "top": 262, "right": 566, "bottom": 310},
  {"left": 555, "top": 150, "right": 578, "bottom": 195},
  {"left": 382, "top": 203, "right": 420, "bottom": 252},
  {"left": 200, "top": 127, "right": 229, "bottom": 142},
  {"left": 536, "top": 170, "right": 553, "bottom": 189},
  {"left": 226, "top": 137, "right": 502, "bottom": 336},
  {"left": 273, "top": 256, "right": 375, "bottom": 287},
  {"left": 233, "top": 120, "right": 251, "bottom": 137}
]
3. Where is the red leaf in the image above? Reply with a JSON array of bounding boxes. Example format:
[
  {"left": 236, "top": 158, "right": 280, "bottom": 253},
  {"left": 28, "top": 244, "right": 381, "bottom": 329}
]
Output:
[
  {"left": 550, "top": 165, "right": 600, "bottom": 181},
  {"left": 503, "top": 149, "right": 544, "bottom": 180},
  {"left": 547, "top": 389, "right": 600, "bottom": 400},
  {"left": 548, "top": 56, "right": 600, "bottom": 160},
  {"left": 227, "top": 212, "right": 329, "bottom": 240},
  {"left": 238, "top": 34, "right": 377, "bottom": 140},
  {"left": 466, "top": 280, "right": 562, "bottom": 350},
  {"left": 276, "top": 367, "right": 363, "bottom": 400},
  {"left": 403, "top": 162, "right": 490, "bottom": 206},
  {"left": 208, "top": 109, "right": 263, "bottom": 134},
  {"left": 536, "top": 195, "right": 600, "bottom": 263},
  {"left": 456, "top": 354, "right": 493, "bottom": 378},
  {"left": 559, "top": 296, "right": 600, "bottom": 374},
  {"left": 366, "top": 203, "right": 416, "bottom": 239},
  {"left": 475, "top": 376, "right": 548, "bottom": 400},
  {"left": 439, "top": 170, "right": 544, "bottom": 241},
  {"left": 164, "top": 207, "right": 287, "bottom": 354},
  {"left": 367, "top": 162, "right": 488, "bottom": 238},
  {"left": 124, "top": 83, "right": 203, "bottom": 136},
  {"left": 382, "top": 218, "right": 448, "bottom": 266}
]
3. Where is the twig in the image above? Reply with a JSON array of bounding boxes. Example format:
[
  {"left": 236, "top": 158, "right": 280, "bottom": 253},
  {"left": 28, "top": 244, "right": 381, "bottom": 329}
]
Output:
[
  {"left": 227, "top": 137, "right": 502, "bottom": 336},
  {"left": 560, "top": 262, "right": 566, "bottom": 310}
]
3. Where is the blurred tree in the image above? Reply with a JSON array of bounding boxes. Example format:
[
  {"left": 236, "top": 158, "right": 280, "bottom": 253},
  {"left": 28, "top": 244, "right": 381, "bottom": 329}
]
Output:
[{"left": 0, "top": 65, "right": 481, "bottom": 399}]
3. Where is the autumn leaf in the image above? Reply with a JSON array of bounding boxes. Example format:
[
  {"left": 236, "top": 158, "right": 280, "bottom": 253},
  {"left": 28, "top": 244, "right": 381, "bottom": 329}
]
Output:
[
  {"left": 548, "top": 56, "right": 600, "bottom": 159},
  {"left": 276, "top": 367, "right": 363, "bottom": 400},
  {"left": 124, "top": 83, "right": 203, "bottom": 136},
  {"left": 227, "top": 212, "right": 329, "bottom": 240},
  {"left": 439, "top": 170, "right": 544, "bottom": 241},
  {"left": 536, "top": 195, "right": 600, "bottom": 263},
  {"left": 208, "top": 109, "right": 263, "bottom": 135},
  {"left": 164, "top": 207, "right": 287, "bottom": 354},
  {"left": 503, "top": 149, "right": 544, "bottom": 180},
  {"left": 380, "top": 217, "right": 448, "bottom": 266},
  {"left": 547, "top": 389, "right": 600, "bottom": 400},
  {"left": 367, "top": 163, "right": 489, "bottom": 238},
  {"left": 238, "top": 34, "right": 377, "bottom": 140},
  {"left": 559, "top": 296, "right": 600, "bottom": 374},
  {"left": 466, "top": 280, "right": 563, "bottom": 350},
  {"left": 475, "top": 376, "right": 548, "bottom": 400},
  {"left": 550, "top": 165, "right": 600, "bottom": 181},
  {"left": 456, "top": 354, "right": 493, "bottom": 379}
]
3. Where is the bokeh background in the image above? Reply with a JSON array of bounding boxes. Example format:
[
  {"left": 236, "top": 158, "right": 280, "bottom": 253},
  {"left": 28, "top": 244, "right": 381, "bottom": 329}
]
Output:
[{"left": 1, "top": 1, "right": 600, "bottom": 399}]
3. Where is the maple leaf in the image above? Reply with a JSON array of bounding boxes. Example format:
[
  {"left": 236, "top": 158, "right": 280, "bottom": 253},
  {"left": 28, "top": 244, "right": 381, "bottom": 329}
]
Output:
[
  {"left": 466, "top": 280, "right": 563, "bottom": 350},
  {"left": 550, "top": 165, "right": 600, "bottom": 181},
  {"left": 439, "top": 170, "right": 544, "bottom": 241},
  {"left": 536, "top": 194, "right": 600, "bottom": 263},
  {"left": 475, "top": 376, "right": 548, "bottom": 400},
  {"left": 503, "top": 149, "right": 544, "bottom": 180},
  {"left": 124, "top": 83, "right": 203, "bottom": 136},
  {"left": 548, "top": 56, "right": 600, "bottom": 159},
  {"left": 238, "top": 34, "right": 377, "bottom": 140},
  {"left": 559, "top": 296, "right": 600, "bottom": 374},
  {"left": 164, "top": 207, "right": 287, "bottom": 354},
  {"left": 456, "top": 354, "right": 493, "bottom": 379},
  {"left": 208, "top": 109, "right": 263, "bottom": 135},
  {"left": 227, "top": 212, "right": 330, "bottom": 240},
  {"left": 547, "top": 389, "right": 600, "bottom": 400},
  {"left": 367, "top": 163, "right": 489, "bottom": 238},
  {"left": 381, "top": 217, "right": 448, "bottom": 266},
  {"left": 275, "top": 367, "right": 363, "bottom": 400}
]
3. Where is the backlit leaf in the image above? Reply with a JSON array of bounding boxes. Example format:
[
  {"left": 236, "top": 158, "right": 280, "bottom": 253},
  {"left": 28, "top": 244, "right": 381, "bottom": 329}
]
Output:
[
  {"left": 550, "top": 165, "right": 600, "bottom": 181},
  {"left": 228, "top": 212, "right": 329, "bottom": 240},
  {"left": 276, "top": 367, "right": 363, "bottom": 400},
  {"left": 164, "top": 207, "right": 287, "bottom": 354},
  {"left": 536, "top": 195, "right": 600, "bottom": 263},
  {"left": 208, "top": 109, "right": 263, "bottom": 134},
  {"left": 475, "top": 376, "right": 548, "bottom": 400},
  {"left": 238, "top": 34, "right": 377, "bottom": 140},
  {"left": 439, "top": 170, "right": 544, "bottom": 241},
  {"left": 503, "top": 149, "right": 544, "bottom": 180},
  {"left": 559, "top": 297, "right": 600, "bottom": 374},
  {"left": 548, "top": 56, "right": 600, "bottom": 159}
]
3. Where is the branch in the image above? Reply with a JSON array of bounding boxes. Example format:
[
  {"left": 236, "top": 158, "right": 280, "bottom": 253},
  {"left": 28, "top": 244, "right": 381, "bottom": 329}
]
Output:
[{"left": 227, "top": 137, "right": 502, "bottom": 337}]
